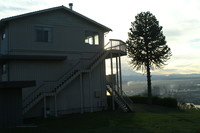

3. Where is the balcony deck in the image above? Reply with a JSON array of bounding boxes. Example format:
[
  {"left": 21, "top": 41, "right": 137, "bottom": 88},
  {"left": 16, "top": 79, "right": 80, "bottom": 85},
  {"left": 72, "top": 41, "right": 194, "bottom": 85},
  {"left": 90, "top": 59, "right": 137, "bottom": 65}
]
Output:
[{"left": 104, "top": 39, "right": 127, "bottom": 58}]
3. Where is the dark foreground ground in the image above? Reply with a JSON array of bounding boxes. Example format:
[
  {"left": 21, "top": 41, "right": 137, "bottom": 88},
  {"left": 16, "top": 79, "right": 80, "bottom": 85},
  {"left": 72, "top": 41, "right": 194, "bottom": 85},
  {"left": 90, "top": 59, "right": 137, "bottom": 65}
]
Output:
[{"left": 1, "top": 104, "right": 200, "bottom": 133}]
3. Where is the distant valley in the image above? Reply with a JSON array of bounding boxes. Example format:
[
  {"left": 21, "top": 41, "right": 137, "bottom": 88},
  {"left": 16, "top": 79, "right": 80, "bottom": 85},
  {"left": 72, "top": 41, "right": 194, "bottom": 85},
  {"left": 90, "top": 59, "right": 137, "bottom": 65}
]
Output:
[{"left": 122, "top": 72, "right": 200, "bottom": 105}]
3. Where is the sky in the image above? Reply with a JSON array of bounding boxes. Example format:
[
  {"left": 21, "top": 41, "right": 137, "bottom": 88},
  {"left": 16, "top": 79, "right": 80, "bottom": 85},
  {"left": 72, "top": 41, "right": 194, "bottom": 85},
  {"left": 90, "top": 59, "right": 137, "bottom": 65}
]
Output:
[{"left": 1, "top": 0, "right": 200, "bottom": 75}]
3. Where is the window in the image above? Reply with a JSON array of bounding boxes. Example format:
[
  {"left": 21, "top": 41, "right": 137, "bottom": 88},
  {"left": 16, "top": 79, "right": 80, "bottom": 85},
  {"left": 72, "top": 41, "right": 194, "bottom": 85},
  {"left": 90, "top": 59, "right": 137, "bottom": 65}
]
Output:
[
  {"left": 85, "top": 31, "right": 99, "bottom": 45},
  {"left": 1, "top": 30, "right": 5, "bottom": 40},
  {"left": 35, "top": 26, "right": 52, "bottom": 42},
  {"left": 94, "top": 35, "right": 99, "bottom": 45}
]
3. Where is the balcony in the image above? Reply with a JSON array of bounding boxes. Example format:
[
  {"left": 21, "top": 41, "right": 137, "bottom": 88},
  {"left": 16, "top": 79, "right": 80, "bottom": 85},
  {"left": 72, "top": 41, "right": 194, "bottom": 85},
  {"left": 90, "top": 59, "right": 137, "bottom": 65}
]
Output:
[{"left": 104, "top": 39, "right": 127, "bottom": 58}]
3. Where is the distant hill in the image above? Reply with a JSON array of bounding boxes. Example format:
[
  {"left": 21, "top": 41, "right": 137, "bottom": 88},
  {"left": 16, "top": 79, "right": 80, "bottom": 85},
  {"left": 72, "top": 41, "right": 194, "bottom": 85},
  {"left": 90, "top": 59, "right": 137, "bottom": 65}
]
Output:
[{"left": 122, "top": 70, "right": 200, "bottom": 82}]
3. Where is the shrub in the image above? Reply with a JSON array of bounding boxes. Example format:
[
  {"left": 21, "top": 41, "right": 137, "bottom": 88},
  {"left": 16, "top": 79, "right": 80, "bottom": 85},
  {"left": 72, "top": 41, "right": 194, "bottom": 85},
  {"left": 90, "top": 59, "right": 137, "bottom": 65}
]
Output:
[
  {"left": 130, "top": 96, "right": 178, "bottom": 108},
  {"left": 129, "top": 96, "right": 147, "bottom": 104}
]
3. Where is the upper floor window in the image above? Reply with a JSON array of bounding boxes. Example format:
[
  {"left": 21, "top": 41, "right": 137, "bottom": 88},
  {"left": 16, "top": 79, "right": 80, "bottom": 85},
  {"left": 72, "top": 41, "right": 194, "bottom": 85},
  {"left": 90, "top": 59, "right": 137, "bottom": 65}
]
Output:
[
  {"left": 35, "top": 26, "right": 52, "bottom": 43},
  {"left": 85, "top": 31, "right": 99, "bottom": 45}
]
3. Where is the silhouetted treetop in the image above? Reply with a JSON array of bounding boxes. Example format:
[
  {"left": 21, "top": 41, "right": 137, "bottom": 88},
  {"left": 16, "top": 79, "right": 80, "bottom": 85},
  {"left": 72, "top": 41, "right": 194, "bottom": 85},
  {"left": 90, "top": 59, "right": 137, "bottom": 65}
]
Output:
[{"left": 127, "top": 11, "right": 171, "bottom": 70}]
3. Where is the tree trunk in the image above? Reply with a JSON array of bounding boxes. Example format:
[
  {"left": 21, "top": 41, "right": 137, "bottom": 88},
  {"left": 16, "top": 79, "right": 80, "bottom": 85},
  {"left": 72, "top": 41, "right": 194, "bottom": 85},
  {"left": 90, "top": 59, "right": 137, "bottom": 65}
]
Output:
[{"left": 146, "top": 63, "right": 152, "bottom": 104}]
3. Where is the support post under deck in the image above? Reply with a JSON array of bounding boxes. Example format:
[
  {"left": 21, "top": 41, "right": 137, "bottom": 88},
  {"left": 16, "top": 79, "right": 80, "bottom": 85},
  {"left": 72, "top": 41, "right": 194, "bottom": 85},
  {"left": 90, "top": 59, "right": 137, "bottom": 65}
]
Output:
[
  {"left": 44, "top": 95, "right": 47, "bottom": 118},
  {"left": 54, "top": 94, "right": 57, "bottom": 117},
  {"left": 116, "top": 57, "right": 119, "bottom": 93},
  {"left": 89, "top": 72, "right": 93, "bottom": 112},
  {"left": 110, "top": 53, "right": 115, "bottom": 111},
  {"left": 119, "top": 55, "right": 122, "bottom": 95},
  {"left": 80, "top": 73, "right": 84, "bottom": 113}
]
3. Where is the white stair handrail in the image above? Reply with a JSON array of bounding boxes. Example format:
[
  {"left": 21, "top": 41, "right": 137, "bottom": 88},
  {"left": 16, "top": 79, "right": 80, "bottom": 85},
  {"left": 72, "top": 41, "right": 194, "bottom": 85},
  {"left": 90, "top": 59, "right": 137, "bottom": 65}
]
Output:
[{"left": 23, "top": 39, "right": 127, "bottom": 114}]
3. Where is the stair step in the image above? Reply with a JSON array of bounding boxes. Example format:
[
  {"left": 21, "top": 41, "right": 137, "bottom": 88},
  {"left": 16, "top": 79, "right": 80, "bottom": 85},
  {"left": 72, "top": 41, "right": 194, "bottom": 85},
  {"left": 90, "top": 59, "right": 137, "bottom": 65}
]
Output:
[{"left": 106, "top": 84, "right": 134, "bottom": 112}]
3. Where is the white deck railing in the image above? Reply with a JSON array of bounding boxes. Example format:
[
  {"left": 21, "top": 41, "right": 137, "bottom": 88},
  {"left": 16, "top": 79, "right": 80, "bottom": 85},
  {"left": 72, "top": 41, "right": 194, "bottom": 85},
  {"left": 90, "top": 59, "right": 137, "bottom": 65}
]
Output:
[
  {"left": 104, "top": 39, "right": 127, "bottom": 52},
  {"left": 23, "top": 39, "right": 127, "bottom": 114}
]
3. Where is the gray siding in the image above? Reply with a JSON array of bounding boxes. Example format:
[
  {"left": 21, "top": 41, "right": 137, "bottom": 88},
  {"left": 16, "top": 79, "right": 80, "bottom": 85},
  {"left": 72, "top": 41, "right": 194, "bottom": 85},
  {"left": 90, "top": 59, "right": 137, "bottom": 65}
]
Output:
[
  {"left": 8, "top": 10, "right": 104, "bottom": 55},
  {"left": 24, "top": 61, "right": 107, "bottom": 118},
  {"left": 0, "top": 26, "right": 9, "bottom": 81},
  {"left": 0, "top": 27, "right": 9, "bottom": 54},
  {"left": 4, "top": 9, "right": 108, "bottom": 117}
]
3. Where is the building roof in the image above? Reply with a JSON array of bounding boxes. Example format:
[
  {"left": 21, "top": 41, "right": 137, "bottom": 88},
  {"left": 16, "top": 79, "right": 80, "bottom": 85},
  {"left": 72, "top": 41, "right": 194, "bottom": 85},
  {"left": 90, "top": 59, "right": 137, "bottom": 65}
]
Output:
[{"left": 0, "top": 5, "right": 112, "bottom": 32}]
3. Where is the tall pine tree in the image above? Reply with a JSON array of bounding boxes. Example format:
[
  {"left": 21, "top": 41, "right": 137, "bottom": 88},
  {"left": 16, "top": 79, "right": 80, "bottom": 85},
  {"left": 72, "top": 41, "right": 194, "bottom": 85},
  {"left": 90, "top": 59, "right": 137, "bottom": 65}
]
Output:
[{"left": 127, "top": 11, "right": 172, "bottom": 104}]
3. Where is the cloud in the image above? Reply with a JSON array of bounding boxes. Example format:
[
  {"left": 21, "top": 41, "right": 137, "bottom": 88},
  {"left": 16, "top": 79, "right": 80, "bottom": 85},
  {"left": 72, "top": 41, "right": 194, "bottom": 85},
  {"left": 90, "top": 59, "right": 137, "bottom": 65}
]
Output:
[
  {"left": 1, "top": 0, "right": 200, "bottom": 75},
  {"left": 0, "top": 5, "right": 26, "bottom": 11},
  {"left": 190, "top": 38, "right": 200, "bottom": 43},
  {"left": 0, "top": 0, "right": 52, "bottom": 19},
  {"left": 0, "top": 5, "right": 27, "bottom": 19}
]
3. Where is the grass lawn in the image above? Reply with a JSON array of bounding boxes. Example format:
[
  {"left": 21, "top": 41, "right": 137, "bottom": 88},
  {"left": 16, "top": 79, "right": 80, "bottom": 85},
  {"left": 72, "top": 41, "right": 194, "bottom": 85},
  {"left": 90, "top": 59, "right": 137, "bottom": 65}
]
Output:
[{"left": 1, "top": 104, "right": 200, "bottom": 133}]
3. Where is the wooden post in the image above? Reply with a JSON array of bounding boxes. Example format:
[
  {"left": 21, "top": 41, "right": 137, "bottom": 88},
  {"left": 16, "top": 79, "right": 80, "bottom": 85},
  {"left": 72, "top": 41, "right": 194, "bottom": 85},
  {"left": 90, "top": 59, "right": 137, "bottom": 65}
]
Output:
[
  {"left": 80, "top": 73, "right": 84, "bottom": 113},
  {"left": 110, "top": 53, "right": 115, "bottom": 111},
  {"left": 89, "top": 72, "right": 93, "bottom": 112},
  {"left": 44, "top": 95, "right": 47, "bottom": 118},
  {"left": 54, "top": 94, "right": 57, "bottom": 117},
  {"left": 116, "top": 57, "right": 119, "bottom": 93},
  {"left": 119, "top": 55, "right": 122, "bottom": 95}
]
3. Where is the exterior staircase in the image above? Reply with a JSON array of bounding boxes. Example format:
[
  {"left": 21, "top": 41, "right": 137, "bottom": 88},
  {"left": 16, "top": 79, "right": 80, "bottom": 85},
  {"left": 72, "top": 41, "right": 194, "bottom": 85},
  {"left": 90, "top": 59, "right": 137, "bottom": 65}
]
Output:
[
  {"left": 106, "top": 83, "right": 134, "bottom": 112},
  {"left": 23, "top": 39, "right": 127, "bottom": 114}
]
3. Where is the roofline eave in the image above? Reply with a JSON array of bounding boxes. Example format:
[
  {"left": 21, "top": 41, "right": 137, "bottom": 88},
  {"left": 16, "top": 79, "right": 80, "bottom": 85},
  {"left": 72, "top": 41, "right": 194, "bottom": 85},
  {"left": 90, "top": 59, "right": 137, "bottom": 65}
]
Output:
[{"left": 0, "top": 5, "right": 112, "bottom": 32}]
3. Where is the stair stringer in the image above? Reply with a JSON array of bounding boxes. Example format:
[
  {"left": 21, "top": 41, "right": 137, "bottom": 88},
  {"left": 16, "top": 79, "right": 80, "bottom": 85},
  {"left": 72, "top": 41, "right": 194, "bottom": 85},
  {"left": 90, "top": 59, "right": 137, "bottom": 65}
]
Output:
[
  {"left": 106, "top": 84, "right": 134, "bottom": 112},
  {"left": 107, "top": 85, "right": 129, "bottom": 112}
]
